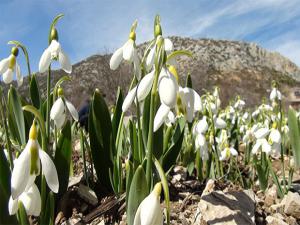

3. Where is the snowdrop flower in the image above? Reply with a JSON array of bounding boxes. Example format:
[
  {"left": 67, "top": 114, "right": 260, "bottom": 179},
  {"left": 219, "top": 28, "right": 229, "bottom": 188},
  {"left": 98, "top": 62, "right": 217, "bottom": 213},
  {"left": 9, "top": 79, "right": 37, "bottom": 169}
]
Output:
[
  {"left": 214, "top": 116, "right": 227, "bottom": 129},
  {"left": 39, "top": 28, "right": 71, "bottom": 73},
  {"left": 11, "top": 122, "right": 59, "bottom": 199},
  {"left": 146, "top": 20, "right": 173, "bottom": 70},
  {"left": 50, "top": 88, "right": 79, "bottom": 129},
  {"left": 0, "top": 47, "right": 22, "bottom": 86},
  {"left": 193, "top": 116, "right": 208, "bottom": 135},
  {"left": 8, "top": 183, "right": 41, "bottom": 216},
  {"left": 220, "top": 145, "right": 238, "bottom": 161},
  {"left": 270, "top": 86, "right": 282, "bottom": 102},
  {"left": 195, "top": 133, "right": 209, "bottom": 160},
  {"left": 134, "top": 182, "right": 164, "bottom": 225},
  {"left": 110, "top": 21, "right": 140, "bottom": 79},
  {"left": 269, "top": 124, "right": 281, "bottom": 154},
  {"left": 252, "top": 127, "right": 271, "bottom": 155}
]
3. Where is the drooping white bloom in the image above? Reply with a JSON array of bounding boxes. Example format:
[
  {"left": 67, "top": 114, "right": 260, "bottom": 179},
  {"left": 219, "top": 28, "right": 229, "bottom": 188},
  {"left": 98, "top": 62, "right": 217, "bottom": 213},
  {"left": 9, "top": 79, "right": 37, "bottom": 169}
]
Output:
[
  {"left": 0, "top": 50, "right": 23, "bottom": 86},
  {"left": 177, "top": 86, "right": 202, "bottom": 123},
  {"left": 39, "top": 39, "right": 71, "bottom": 73},
  {"left": 110, "top": 26, "right": 140, "bottom": 79},
  {"left": 8, "top": 183, "right": 41, "bottom": 216},
  {"left": 270, "top": 87, "right": 282, "bottom": 101},
  {"left": 269, "top": 128, "right": 281, "bottom": 154},
  {"left": 214, "top": 116, "right": 227, "bottom": 129},
  {"left": 50, "top": 95, "right": 79, "bottom": 129},
  {"left": 10, "top": 123, "right": 59, "bottom": 199},
  {"left": 146, "top": 36, "right": 173, "bottom": 70},
  {"left": 219, "top": 146, "right": 238, "bottom": 161},
  {"left": 193, "top": 116, "right": 208, "bottom": 135},
  {"left": 234, "top": 98, "right": 245, "bottom": 110},
  {"left": 252, "top": 127, "right": 271, "bottom": 155},
  {"left": 195, "top": 133, "right": 209, "bottom": 160},
  {"left": 134, "top": 183, "right": 164, "bottom": 225}
]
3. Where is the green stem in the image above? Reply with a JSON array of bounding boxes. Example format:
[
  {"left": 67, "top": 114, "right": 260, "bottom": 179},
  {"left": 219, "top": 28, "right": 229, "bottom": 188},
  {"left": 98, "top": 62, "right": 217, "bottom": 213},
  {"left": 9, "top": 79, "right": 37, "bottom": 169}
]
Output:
[
  {"left": 80, "top": 128, "right": 89, "bottom": 187},
  {"left": 46, "top": 66, "right": 51, "bottom": 146},
  {"left": 146, "top": 69, "right": 159, "bottom": 191},
  {"left": 0, "top": 94, "right": 13, "bottom": 169}
]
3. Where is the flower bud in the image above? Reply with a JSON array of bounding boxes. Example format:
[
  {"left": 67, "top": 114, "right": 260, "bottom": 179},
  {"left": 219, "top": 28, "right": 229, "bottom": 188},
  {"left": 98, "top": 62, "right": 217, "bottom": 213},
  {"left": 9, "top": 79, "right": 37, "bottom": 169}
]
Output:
[
  {"left": 57, "top": 87, "right": 64, "bottom": 97},
  {"left": 29, "top": 122, "right": 38, "bottom": 140},
  {"left": 129, "top": 31, "right": 136, "bottom": 41},
  {"left": 8, "top": 55, "right": 16, "bottom": 69},
  {"left": 50, "top": 28, "right": 59, "bottom": 41},
  {"left": 11, "top": 47, "right": 19, "bottom": 57},
  {"left": 168, "top": 65, "right": 179, "bottom": 82},
  {"left": 154, "top": 24, "right": 162, "bottom": 37},
  {"left": 153, "top": 182, "right": 162, "bottom": 196}
]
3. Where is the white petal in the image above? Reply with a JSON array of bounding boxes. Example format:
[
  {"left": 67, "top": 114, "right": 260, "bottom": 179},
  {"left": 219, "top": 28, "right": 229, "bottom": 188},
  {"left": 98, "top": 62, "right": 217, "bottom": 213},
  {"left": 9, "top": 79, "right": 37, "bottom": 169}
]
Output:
[
  {"left": 215, "top": 117, "right": 226, "bottom": 129},
  {"left": 11, "top": 145, "right": 31, "bottom": 199},
  {"left": 196, "top": 134, "right": 206, "bottom": 148},
  {"left": 65, "top": 100, "right": 79, "bottom": 121},
  {"left": 16, "top": 62, "right": 23, "bottom": 87},
  {"left": 193, "top": 90, "right": 202, "bottom": 111},
  {"left": 179, "top": 87, "right": 194, "bottom": 123},
  {"left": 146, "top": 46, "right": 155, "bottom": 69},
  {"left": 165, "top": 111, "right": 175, "bottom": 126},
  {"left": 0, "top": 57, "right": 9, "bottom": 74},
  {"left": 164, "top": 38, "right": 173, "bottom": 52},
  {"left": 140, "top": 192, "right": 162, "bottom": 225},
  {"left": 137, "top": 70, "right": 155, "bottom": 101},
  {"left": 123, "top": 39, "right": 135, "bottom": 61},
  {"left": 154, "top": 104, "right": 170, "bottom": 132},
  {"left": 54, "top": 113, "right": 66, "bottom": 129},
  {"left": 59, "top": 48, "right": 72, "bottom": 74},
  {"left": 270, "top": 129, "right": 281, "bottom": 143},
  {"left": 39, "top": 48, "right": 51, "bottom": 73},
  {"left": 133, "top": 50, "right": 141, "bottom": 80},
  {"left": 158, "top": 69, "right": 178, "bottom": 108},
  {"left": 8, "top": 196, "right": 18, "bottom": 215},
  {"left": 262, "top": 139, "right": 271, "bottom": 154},
  {"left": 230, "top": 147, "right": 238, "bottom": 156},
  {"left": 19, "top": 184, "right": 41, "bottom": 216},
  {"left": 196, "top": 116, "right": 208, "bottom": 134},
  {"left": 254, "top": 128, "right": 269, "bottom": 139},
  {"left": 39, "top": 150, "right": 59, "bottom": 193},
  {"left": 3, "top": 68, "right": 13, "bottom": 84},
  {"left": 122, "top": 87, "right": 137, "bottom": 112},
  {"left": 219, "top": 150, "right": 227, "bottom": 161},
  {"left": 133, "top": 201, "right": 142, "bottom": 225},
  {"left": 50, "top": 98, "right": 65, "bottom": 120},
  {"left": 252, "top": 141, "right": 262, "bottom": 154},
  {"left": 110, "top": 47, "right": 123, "bottom": 70}
]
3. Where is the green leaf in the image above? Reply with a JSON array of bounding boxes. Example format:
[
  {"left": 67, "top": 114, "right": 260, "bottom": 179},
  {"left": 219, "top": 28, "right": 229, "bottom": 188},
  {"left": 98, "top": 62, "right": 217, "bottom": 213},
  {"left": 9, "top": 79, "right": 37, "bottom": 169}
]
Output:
[
  {"left": 0, "top": 148, "right": 17, "bottom": 224},
  {"left": 8, "top": 86, "right": 26, "bottom": 145},
  {"left": 153, "top": 125, "right": 163, "bottom": 159},
  {"left": 127, "top": 166, "right": 148, "bottom": 225},
  {"left": 40, "top": 192, "right": 55, "bottom": 225},
  {"left": 18, "top": 202, "right": 29, "bottom": 225},
  {"left": 153, "top": 157, "right": 170, "bottom": 225},
  {"left": 255, "top": 163, "right": 268, "bottom": 191},
  {"left": 185, "top": 73, "right": 193, "bottom": 88},
  {"left": 288, "top": 107, "right": 300, "bottom": 168},
  {"left": 167, "top": 50, "right": 193, "bottom": 62},
  {"left": 162, "top": 118, "right": 186, "bottom": 172},
  {"left": 22, "top": 105, "right": 46, "bottom": 138},
  {"left": 129, "top": 120, "right": 140, "bottom": 165},
  {"left": 142, "top": 94, "right": 151, "bottom": 146},
  {"left": 54, "top": 121, "right": 72, "bottom": 196},
  {"left": 29, "top": 74, "right": 41, "bottom": 109},
  {"left": 88, "top": 90, "right": 113, "bottom": 191},
  {"left": 112, "top": 87, "right": 123, "bottom": 143}
]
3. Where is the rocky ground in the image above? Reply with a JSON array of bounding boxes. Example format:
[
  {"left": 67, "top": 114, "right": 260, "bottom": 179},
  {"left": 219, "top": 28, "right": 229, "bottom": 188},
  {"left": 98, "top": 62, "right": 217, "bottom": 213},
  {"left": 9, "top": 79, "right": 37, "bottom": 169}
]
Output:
[{"left": 47, "top": 140, "right": 300, "bottom": 225}]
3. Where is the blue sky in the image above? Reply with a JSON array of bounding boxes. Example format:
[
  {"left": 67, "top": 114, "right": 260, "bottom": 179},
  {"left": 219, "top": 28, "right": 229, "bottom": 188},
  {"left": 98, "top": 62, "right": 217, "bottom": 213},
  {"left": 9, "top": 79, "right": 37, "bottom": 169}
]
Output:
[{"left": 0, "top": 0, "right": 299, "bottom": 75}]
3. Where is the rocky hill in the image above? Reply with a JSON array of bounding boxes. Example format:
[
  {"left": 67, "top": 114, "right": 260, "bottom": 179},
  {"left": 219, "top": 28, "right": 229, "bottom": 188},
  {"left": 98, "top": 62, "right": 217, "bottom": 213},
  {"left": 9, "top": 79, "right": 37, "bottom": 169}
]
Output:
[{"left": 9, "top": 36, "right": 300, "bottom": 109}]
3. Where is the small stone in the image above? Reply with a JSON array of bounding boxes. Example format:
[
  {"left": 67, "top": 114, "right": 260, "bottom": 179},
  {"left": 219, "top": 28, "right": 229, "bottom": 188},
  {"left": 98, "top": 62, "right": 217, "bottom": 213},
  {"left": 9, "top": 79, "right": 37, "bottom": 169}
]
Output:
[
  {"left": 77, "top": 184, "right": 98, "bottom": 206},
  {"left": 284, "top": 191, "right": 300, "bottom": 218},
  {"left": 97, "top": 221, "right": 105, "bottom": 225},
  {"left": 266, "top": 216, "right": 288, "bottom": 225},
  {"left": 270, "top": 203, "right": 284, "bottom": 214},
  {"left": 202, "top": 179, "right": 215, "bottom": 196},
  {"left": 265, "top": 185, "right": 277, "bottom": 206},
  {"left": 285, "top": 216, "right": 298, "bottom": 225}
]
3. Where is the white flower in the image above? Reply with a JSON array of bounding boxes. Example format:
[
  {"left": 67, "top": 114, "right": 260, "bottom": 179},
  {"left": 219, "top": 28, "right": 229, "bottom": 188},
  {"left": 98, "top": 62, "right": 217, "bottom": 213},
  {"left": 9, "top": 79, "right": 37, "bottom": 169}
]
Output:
[
  {"left": 254, "top": 127, "right": 270, "bottom": 139},
  {"left": 219, "top": 146, "right": 238, "bottom": 161},
  {"left": 195, "top": 133, "right": 209, "bottom": 160},
  {"left": 8, "top": 183, "right": 41, "bottom": 216},
  {"left": 134, "top": 183, "right": 164, "bottom": 225},
  {"left": 177, "top": 86, "right": 202, "bottom": 123},
  {"left": 193, "top": 116, "right": 208, "bottom": 135},
  {"left": 0, "top": 53, "right": 22, "bottom": 86},
  {"left": 110, "top": 30, "right": 140, "bottom": 79},
  {"left": 214, "top": 117, "right": 226, "bottom": 129},
  {"left": 269, "top": 128, "right": 281, "bottom": 154},
  {"left": 39, "top": 39, "right": 71, "bottom": 73},
  {"left": 252, "top": 138, "right": 271, "bottom": 155},
  {"left": 146, "top": 36, "right": 173, "bottom": 70},
  {"left": 50, "top": 96, "right": 78, "bottom": 129},
  {"left": 11, "top": 123, "right": 59, "bottom": 199},
  {"left": 270, "top": 88, "right": 282, "bottom": 101},
  {"left": 234, "top": 99, "right": 245, "bottom": 110}
]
